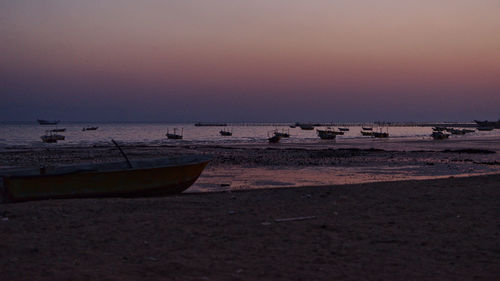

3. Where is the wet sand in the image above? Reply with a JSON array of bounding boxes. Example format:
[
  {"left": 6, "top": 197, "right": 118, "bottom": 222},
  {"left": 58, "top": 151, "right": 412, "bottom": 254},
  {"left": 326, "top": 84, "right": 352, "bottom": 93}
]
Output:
[{"left": 1, "top": 174, "right": 500, "bottom": 280}]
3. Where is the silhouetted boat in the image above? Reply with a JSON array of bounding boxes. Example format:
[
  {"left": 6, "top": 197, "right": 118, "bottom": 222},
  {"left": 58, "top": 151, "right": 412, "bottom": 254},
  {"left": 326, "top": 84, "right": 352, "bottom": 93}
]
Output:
[
  {"left": 40, "top": 131, "right": 65, "bottom": 143},
  {"left": 268, "top": 135, "right": 281, "bottom": 143},
  {"left": 273, "top": 129, "right": 290, "bottom": 138},
  {"left": 447, "top": 128, "right": 474, "bottom": 135},
  {"left": 82, "top": 126, "right": 98, "bottom": 131},
  {"left": 37, "top": 119, "right": 59, "bottom": 125},
  {"left": 219, "top": 129, "right": 232, "bottom": 136},
  {"left": 316, "top": 129, "right": 337, "bottom": 140},
  {"left": 474, "top": 119, "right": 500, "bottom": 129},
  {"left": 50, "top": 128, "right": 66, "bottom": 132},
  {"left": 338, "top": 127, "right": 349, "bottom": 132},
  {"left": 0, "top": 155, "right": 211, "bottom": 202},
  {"left": 299, "top": 123, "right": 314, "bottom": 130},
  {"left": 361, "top": 131, "right": 374, "bottom": 136},
  {"left": 362, "top": 126, "right": 373, "bottom": 131},
  {"left": 195, "top": 122, "right": 227, "bottom": 127},
  {"left": 373, "top": 132, "right": 389, "bottom": 138},
  {"left": 431, "top": 131, "right": 450, "bottom": 140},
  {"left": 166, "top": 128, "right": 183, "bottom": 139}
]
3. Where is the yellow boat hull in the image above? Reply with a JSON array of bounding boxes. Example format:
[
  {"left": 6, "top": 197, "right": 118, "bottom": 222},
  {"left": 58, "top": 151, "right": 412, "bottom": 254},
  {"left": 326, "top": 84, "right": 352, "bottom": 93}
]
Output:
[{"left": 2, "top": 160, "right": 209, "bottom": 202}]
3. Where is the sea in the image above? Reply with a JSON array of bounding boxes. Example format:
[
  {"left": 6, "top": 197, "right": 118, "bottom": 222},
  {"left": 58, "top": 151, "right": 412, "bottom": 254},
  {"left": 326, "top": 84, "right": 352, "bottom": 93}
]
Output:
[{"left": 1, "top": 122, "right": 500, "bottom": 152}]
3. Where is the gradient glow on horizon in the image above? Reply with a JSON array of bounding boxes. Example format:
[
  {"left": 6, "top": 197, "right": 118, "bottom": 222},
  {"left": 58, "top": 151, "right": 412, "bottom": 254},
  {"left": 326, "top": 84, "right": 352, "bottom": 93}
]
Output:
[{"left": 2, "top": 0, "right": 499, "bottom": 122}]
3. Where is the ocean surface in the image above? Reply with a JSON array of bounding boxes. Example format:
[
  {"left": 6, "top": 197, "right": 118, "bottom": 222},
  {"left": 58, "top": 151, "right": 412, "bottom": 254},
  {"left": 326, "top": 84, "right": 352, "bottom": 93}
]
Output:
[{"left": 1, "top": 122, "right": 500, "bottom": 152}]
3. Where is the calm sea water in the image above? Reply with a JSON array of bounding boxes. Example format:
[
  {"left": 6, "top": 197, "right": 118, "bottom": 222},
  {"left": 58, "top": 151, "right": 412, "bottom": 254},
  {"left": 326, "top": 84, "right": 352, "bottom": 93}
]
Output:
[{"left": 1, "top": 122, "right": 499, "bottom": 151}]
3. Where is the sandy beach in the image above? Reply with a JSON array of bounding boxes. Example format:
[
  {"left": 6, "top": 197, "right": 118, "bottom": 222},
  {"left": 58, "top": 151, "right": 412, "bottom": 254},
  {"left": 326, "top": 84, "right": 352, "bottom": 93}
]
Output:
[
  {"left": 0, "top": 174, "right": 499, "bottom": 280},
  {"left": 1, "top": 141, "right": 499, "bottom": 280}
]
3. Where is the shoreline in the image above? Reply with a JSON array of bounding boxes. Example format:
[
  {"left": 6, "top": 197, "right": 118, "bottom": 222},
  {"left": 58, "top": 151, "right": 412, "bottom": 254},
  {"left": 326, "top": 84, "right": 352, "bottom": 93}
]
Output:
[{"left": 1, "top": 174, "right": 499, "bottom": 280}]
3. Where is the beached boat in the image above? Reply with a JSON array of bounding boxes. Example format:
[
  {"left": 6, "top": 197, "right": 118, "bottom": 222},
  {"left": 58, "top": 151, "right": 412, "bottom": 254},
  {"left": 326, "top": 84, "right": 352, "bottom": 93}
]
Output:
[
  {"left": 37, "top": 119, "right": 59, "bottom": 125},
  {"left": 316, "top": 129, "right": 337, "bottom": 140},
  {"left": 431, "top": 131, "right": 450, "bottom": 140},
  {"left": 82, "top": 126, "right": 99, "bottom": 131},
  {"left": 219, "top": 129, "right": 232, "bottom": 136},
  {"left": 361, "top": 131, "right": 374, "bottom": 136},
  {"left": 0, "top": 155, "right": 211, "bottom": 202},
  {"left": 166, "top": 128, "right": 183, "bottom": 139}
]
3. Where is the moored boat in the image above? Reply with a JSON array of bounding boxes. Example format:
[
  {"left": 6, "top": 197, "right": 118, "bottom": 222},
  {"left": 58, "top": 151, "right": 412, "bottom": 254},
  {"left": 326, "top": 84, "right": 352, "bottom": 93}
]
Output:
[
  {"left": 40, "top": 131, "right": 65, "bottom": 143},
  {"left": 37, "top": 119, "right": 59, "bottom": 125},
  {"left": 219, "top": 129, "right": 232, "bottom": 136},
  {"left": 273, "top": 129, "right": 290, "bottom": 138},
  {"left": 82, "top": 126, "right": 99, "bottom": 131},
  {"left": 431, "top": 131, "right": 450, "bottom": 140},
  {"left": 166, "top": 128, "right": 183, "bottom": 139},
  {"left": 299, "top": 123, "right": 315, "bottom": 130},
  {"left": 316, "top": 129, "right": 337, "bottom": 140},
  {"left": 338, "top": 127, "right": 349, "bottom": 132},
  {"left": 361, "top": 130, "right": 374, "bottom": 136},
  {"left": 477, "top": 126, "right": 494, "bottom": 131},
  {"left": 474, "top": 119, "right": 500, "bottom": 129},
  {"left": 0, "top": 155, "right": 211, "bottom": 202},
  {"left": 373, "top": 132, "right": 389, "bottom": 138}
]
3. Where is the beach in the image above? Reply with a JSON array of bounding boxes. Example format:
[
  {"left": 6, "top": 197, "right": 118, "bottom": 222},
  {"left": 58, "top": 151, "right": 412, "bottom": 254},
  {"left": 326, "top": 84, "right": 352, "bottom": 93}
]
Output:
[{"left": 1, "top": 174, "right": 499, "bottom": 280}]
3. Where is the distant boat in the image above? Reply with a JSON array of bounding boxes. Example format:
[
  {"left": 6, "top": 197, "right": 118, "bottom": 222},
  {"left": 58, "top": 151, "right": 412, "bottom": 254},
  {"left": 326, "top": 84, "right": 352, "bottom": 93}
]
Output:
[
  {"left": 362, "top": 126, "right": 373, "bottom": 131},
  {"left": 338, "top": 127, "right": 349, "bottom": 132},
  {"left": 289, "top": 124, "right": 297, "bottom": 128},
  {"left": 361, "top": 131, "right": 374, "bottom": 136},
  {"left": 273, "top": 129, "right": 290, "bottom": 138},
  {"left": 37, "top": 119, "right": 59, "bottom": 125},
  {"left": 0, "top": 155, "right": 211, "bottom": 202},
  {"left": 316, "top": 128, "right": 337, "bottom": 140},
  {"left": 268, "top": 135, "right": 281, "bottom": 143},
  {"left": 474, "top": 119, "right": 500, "bottom": 129},
  {"left": 432, "top": 126, "right": 448, "bottom": 132},
  {"left": 447, "top": 128, "right": 474, "bottom": 135},
  {"left": 219, "top": 129, "right": 232, "bottom": 136},
  {"left": 431, "top": 131, "right": 450, "bottom": 140},
  {"left": 82, "top": 126, "right": 99, "bottom": 131},
  {"left": 373, "top": 132, "right": 389, "bottom": 138},
  {"left": 166, "top": 128, "right": 183, "bottom": 139},
  {"left": 50, "top": 128, "right": 66, "bottom": 132},
  {"left": 195, "top": 122, "right": 227, "bottom": 127},
  {"left": 40, "top": 131, "right": 65, "bottom": 143},
  {"left": 299, "top": 123, "right": 314, "bottom": 130},
  {"left": 373, "top": 127, "right": 389, "bottom": 138}
]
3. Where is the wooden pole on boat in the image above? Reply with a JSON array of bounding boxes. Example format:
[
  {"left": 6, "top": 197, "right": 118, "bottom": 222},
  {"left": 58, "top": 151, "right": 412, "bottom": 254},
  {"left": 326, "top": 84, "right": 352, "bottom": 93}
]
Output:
[{"left": 111, "top": 139, "right": 133, "bottom": 168}]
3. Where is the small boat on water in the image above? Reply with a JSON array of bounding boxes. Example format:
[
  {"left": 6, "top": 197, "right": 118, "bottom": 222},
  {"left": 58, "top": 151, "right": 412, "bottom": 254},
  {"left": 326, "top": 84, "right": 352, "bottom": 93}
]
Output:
[
  {"left": 447, "top": 128, "right": 474, "bottom": 135},
  {"left": 361, "top": 130, "right": 374, "bottom": 136},
  {"left": 431, "top": 131, "right": 450, "bottom": 140},
  {"left": 316, "top": 128, "right": 337, "bottom": 140},
  {"left": 82, "top": 126, "right": 99, "bottom": 131},
  {"left": 299, "top": 124, "right": 315, "bottom": 130},
  {"left": 166, "top": 128, "right": 183, "bottom": 139},
  {"left": 37, "top": 119, "right": 59, "bottom": 125},
  {"left": 338, "top": 127, "right": 349, "bottom": 132},
  {"left": 219, "top": 129, "right": 232, "bottom": 136},
  {"left": 432, "top": 126, "right": 448, "bottom": 132},
  {"left": 362, "top": 126, "right": 373, "bottom": 131},
  {"left": 0, "top": 154, "right": 211, "bottom": 203},
  {"left": 195, "top": 122, "right": 227, "bottom": 127},
  {"left": 50, "top": 128, "right": 66, "bottom": 132},
  {"left": 474, "top": 119, "right": 500, "bottom": 129},
  {"left": 273, "top": 129, "right": 290, "bottom": 138},
  {"left": 268, "top": 135, "right": 281, "bottom": 143},
  {"left": 40, "top": 131, "right": 65, "bottom": 143},
  {"left": 373, "top": 132, "right": 389, "bottom": 138}
]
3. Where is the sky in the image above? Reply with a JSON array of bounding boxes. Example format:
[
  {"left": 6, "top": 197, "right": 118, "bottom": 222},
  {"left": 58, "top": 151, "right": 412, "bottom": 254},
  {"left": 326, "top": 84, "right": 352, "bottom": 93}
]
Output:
[{"left": 1, "top": 0, "right": 499, "bottom": 122}]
